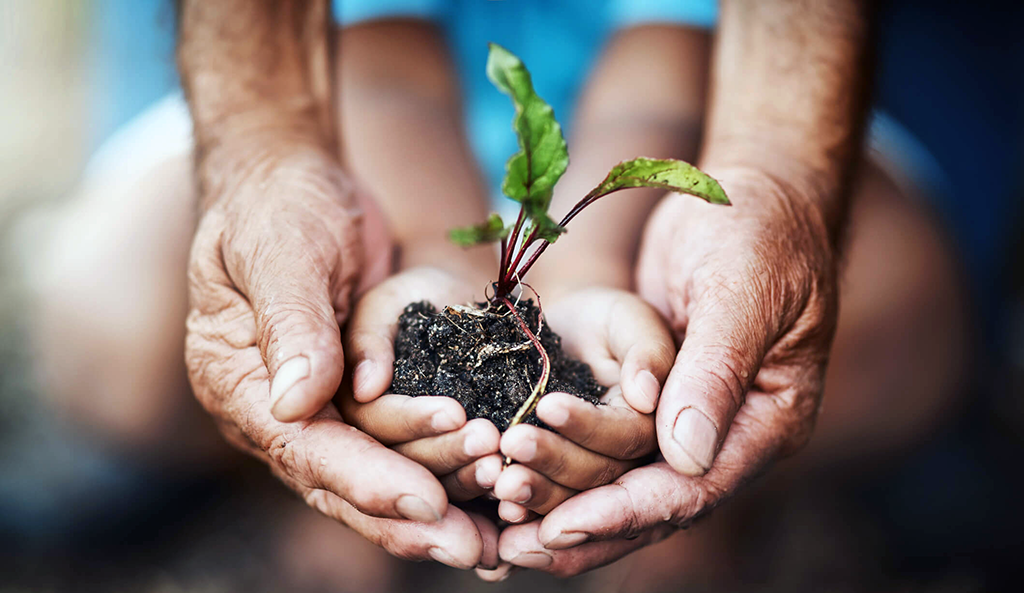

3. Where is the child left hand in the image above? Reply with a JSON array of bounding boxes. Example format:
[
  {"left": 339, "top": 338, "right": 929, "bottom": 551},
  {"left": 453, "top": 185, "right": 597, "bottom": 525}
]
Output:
[{"left": 492, "top": 287, "right": 675, "bottom": 521}]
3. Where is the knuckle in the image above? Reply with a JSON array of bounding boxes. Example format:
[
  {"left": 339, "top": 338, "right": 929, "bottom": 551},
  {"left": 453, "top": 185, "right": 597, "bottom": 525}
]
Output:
[
  {"left": 618, "top": 418, "right": 655, "bottom": 460},
  {"left": 258, "top": 303, "right": 336, "bottom": 360},
  {"left": 589, "top": 462, "right": 623, "bottom": 489},
  {"left": 266, "top": 430, "right": 303, "bottom": 474},
  {"left": 685, "top": 341, "right": 751, "bottom": 410}
]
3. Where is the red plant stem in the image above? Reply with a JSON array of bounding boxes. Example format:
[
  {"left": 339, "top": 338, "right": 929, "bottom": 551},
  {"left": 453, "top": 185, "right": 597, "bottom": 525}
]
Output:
[
  {"left": 499, "top": 295, "right": 551, "bottom": 448},
  {"left": 501, "top": 226, "right": 537, "bottom": 288},
  {"left": 498, "top": 233, "right": 509, "bottom": 281},
  {"left": 509, "top": 188, "right": 623, "bottom": 281},
  {"left": 501, "top": 207, "right": 527, "bottom": 279}
]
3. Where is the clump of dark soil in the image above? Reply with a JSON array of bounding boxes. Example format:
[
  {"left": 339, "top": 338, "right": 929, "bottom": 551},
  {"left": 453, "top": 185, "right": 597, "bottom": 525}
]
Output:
[{"left": 390, "top": 299, "right": 606, "bottom": 431}]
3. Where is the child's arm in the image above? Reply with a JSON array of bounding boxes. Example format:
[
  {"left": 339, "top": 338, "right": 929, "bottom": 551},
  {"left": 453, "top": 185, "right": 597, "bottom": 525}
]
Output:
[
  {"left": 338, "top": 20, "right": 495, "bottom": 282},
  {"left": 529, "top": 24, "right": 711, "bottom": 297}
]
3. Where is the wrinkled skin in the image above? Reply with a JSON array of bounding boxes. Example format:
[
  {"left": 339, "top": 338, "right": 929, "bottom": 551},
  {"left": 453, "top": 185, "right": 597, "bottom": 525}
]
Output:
[
  {"left": 495, "top": 168, "right": 839, "bottom": 576},
  {"left": 184, "top": 150, "right": 499, "bottom": 569}
]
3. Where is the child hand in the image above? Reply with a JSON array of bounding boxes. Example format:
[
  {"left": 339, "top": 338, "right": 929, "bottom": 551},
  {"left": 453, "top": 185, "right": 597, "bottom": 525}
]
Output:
[
  {"left": 493, "top": 287, "right": 675, "bottom": 521},
  {"left": 340, "top": 267, "right": 504, "bottom": 502}
]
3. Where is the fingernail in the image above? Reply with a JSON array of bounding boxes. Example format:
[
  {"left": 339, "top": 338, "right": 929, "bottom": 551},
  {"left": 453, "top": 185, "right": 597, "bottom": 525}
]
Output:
[
  {"left": 353, "top": 359, "right": 376, "bottom": 395},
  {"left": 510, "top": 551, "right": 552, "bottom": 569},
  {"left": 429, "top": 546, "right": 472, "bottom": 570},
  {"left": 513, "top": 484, "right": 531, "bottom": 504},
  {"left": 475, "top": 458, "right": 499, "bottom": 489},
  {"left": 543, "top": 531, "right": 589, "bottom": 549},
  {"left": 431, "top": 409, "right": 461, "bottom": 432},
  {"left": 672, "top": 407, "right": 718, "bottom": 473},
  {"left": 635, "top": 369, "right": 660, "bottom": 411},
  {"left": 395, "top": 494, "right": 442, "bottom": 523},
  {"left": 270, "top": 356, "right": 310, "bottom": 411},
  {"left": 541, "top": 400, "right": 570, "bottom": 427},
  {"left": 464, "top": 429, "right": 492, "bottom": 457}
]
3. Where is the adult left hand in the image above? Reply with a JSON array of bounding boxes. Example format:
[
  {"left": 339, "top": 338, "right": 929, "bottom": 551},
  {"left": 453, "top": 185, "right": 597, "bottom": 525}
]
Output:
[{"left": 495, "top": 167, "right": 840, "bottom": 576}]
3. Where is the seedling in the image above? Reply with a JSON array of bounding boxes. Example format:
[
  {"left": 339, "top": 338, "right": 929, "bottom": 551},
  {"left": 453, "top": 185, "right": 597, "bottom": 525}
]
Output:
[{"left": 446, "top": 44, "right": 729, "bottom": 436}]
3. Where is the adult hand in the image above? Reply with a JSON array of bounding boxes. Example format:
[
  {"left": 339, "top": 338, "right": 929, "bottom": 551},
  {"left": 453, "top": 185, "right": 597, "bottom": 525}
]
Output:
[
  {"left": 185, "top": 149, "right": 496, "bottom": 569},
  {"left": 341, "top": 266, "right": 504, "bottom": 502},
  {"left": 496, "top": 167, "right": 839, "bottom": 576},
  {"left": 492, "top": 288, "right": 673, "bottom": 522}
]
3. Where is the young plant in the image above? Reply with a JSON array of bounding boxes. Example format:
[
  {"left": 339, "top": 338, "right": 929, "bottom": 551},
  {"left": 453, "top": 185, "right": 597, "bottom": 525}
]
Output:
[{"left": 450, "top": 43, "right": 730, "bottom": 435}]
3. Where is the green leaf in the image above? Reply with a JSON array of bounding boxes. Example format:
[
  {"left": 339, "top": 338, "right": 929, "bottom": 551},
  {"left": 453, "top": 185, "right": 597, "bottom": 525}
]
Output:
[
  {"left": 449, "top": 213, "right": 509, "bottom": 247},
  {"left": 487, "top": 43, "right": 569, "bottom": 218},
  {"left": 524, "top": 212, "right": 565, "bottom": 243},
  {"left": 587, "top": 157, "right": 730, "bottom": 204}
]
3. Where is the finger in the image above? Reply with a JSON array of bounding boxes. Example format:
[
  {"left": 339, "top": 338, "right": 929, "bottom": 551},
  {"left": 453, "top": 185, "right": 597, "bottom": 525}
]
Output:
[
  {"left": 494, "top": 463, "right": 577, "bottom": 515},
  {"left": 465, "top": 511, "right": 501, "bottom": 570},
  {"left": 298, "top": 483, "right": 484, "bottom": 569},
  {"left": 394, "top": 418, "right": 500, "bottom": 475},
  {"left": 657, "top": 297, "right": 769, "bottom": 476},
  {"left": 340, "top": 393, "right": 466, "bottom": 445},
  {"left": 548, "top": 289, "right": 675, "bottom": 414},
  {"left": 536, "top": 395, "right": 785, "bottom": 549},
  {"left": 534, "top": 390, "right": 656, "bottom": 460},
  {"left": 188, "top": 318, "right": 452, "bottom": 524},
  {"left": 345, "top": 286, "right": 399, "bottom": 403},
  {"left": 266, "top": 414, "right": 451, "bottom": 522},
  {"left": 499, "top": 519, "right": 671, "bottom": 578},
  {"left": 500, "top": 423, "right": 635, "bottom": 490},
  {"left": 345, "top": 268, "right": 472, "bottom": 403},
  {"left": 440, "top": 454, "right": 502, "bottom": 502},
  {"left": 222, "top": 212, "right": 360, "bottom": 423},
  {"left": 602, "top": 295, "right": 676, "bottom": 414},
  {"left": 475, "top": 563, "right": 516, "bottom": 582},
  {"left": 497, "top": 501, "right": 534, "bottom": 524}
]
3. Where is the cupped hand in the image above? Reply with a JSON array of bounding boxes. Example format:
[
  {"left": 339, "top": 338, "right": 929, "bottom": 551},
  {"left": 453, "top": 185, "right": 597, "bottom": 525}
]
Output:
[
  {"left": 341, "top": 266, "right": 504, "bottom": 502},
  {"left": 185, "top": 149, "right": 496, "bottom": 569},
  {"left": 496, "top": 167, "right": 839, "bottom": 576},
  {"left": 492, "top": 287, "right": 674, "bottom": 522}
]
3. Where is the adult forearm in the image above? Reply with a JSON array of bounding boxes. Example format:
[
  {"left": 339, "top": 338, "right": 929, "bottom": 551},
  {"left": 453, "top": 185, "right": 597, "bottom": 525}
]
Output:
[
  {"left": 701, "top": 0, "right": 870, "bottom": 238},
  {"left": 177, "top": 0, "right": 335, "bottom": 208}
]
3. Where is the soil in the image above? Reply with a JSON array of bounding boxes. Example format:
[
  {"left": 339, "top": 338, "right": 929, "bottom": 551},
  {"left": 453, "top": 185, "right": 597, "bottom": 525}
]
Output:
[{"left": 389, "top": 299, "right": 606, "bottom": 431}]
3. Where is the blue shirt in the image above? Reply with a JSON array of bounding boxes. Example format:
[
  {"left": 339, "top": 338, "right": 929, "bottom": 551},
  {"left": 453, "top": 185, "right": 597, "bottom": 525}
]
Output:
[{"left": 333, "top": 0, "right": 716, "bottom": 201}]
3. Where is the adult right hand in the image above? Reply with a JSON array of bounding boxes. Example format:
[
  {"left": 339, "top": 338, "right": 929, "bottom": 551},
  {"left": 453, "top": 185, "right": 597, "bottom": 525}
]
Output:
[{"left": 184, "top": 148, "right": 497, "bottom": 569}]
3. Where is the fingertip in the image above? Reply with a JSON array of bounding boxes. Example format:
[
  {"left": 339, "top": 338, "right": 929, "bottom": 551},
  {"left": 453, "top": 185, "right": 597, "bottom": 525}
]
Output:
[
  {"left": 475, "top": 563, "right": 515, "bottom": 582},
  {"left": 625, "top": 368, "right": 660, "bottom": 414},
  {"left": 660, "top": 406, "right": 718, "bottom": 477},
  {"left": 493, "top": 463, "right": 532, "bottom": 504},
  {"left": 347, "top": 329, "right": 395, "bottom": 402},
  {"left": 498, "top": 500, "right": 531, "bottom": 524},
  {"left": 396, "top": 493, "right": 445, "bottom": 523},
  {"left": 429, "top": 399, "right": 467, "bottom": 433},
  {"left": 620, "top": 339, "right": 673, "bottom": 414},
  {"left": 535, "top": 393, "right": 573, "bottom": 427},
  {"left": 499, "top": 424, "right": 538, "bottom": 463},
  {"left": 464, "top": 418, "right": 501, "bottom": 457},
  {"left": 474, "top": 454, "right": 503, "bottom": 489},
  {"left": 270, "top": 356, "right": 326, "bottom": 422}
]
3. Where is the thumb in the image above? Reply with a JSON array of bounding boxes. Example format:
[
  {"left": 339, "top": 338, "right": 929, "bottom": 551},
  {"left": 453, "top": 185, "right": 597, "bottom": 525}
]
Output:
[
  {"left": 233, "top": 226, "right": 362, "bottom": 423},
  {"left": 656, "top": 298, "right": 769, "bottom": 476}
]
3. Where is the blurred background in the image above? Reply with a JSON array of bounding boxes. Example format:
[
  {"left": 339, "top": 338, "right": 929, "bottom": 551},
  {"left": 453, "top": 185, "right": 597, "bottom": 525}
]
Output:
[{"left": 1, "top": 0, "right": 1022, "bottom": 591}]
